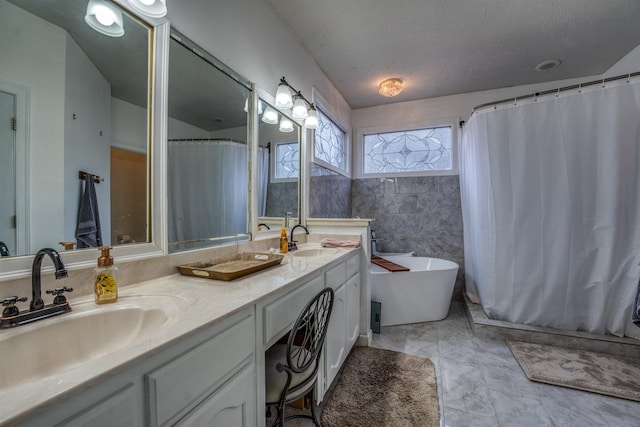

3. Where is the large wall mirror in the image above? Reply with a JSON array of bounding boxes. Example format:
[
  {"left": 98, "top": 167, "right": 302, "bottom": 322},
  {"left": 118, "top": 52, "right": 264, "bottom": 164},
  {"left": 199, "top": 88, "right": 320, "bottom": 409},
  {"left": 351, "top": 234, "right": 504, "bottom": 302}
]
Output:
[
  {"left": 0, "top": 0, "right": 168, "bottom": 279},
  {"left": 167, "top": 31, "right": 252, "bottom": 253},
  {"left": 256, "top": 98, "right": 300, "bottom": 231},
  {"left": 0, "top": 0, "right": 152, "bottom": 258}
]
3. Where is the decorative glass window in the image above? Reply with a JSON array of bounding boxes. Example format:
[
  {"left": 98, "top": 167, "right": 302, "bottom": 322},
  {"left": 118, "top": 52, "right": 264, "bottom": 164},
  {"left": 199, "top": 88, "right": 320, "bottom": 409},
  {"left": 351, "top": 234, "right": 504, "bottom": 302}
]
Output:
[
  {"left": 363, "top": 126, "right": 453, "bottom": 174},
  {"left": 274, "top": 141, "right": 298, "bottom": 180},
  {"left": 314, "top": 109, "right": 346, "bottom": 172}
]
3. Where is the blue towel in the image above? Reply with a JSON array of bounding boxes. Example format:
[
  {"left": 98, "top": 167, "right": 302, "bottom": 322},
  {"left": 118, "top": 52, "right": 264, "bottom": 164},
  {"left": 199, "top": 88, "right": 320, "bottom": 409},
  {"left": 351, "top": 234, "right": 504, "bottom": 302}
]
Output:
[{"left": 76, "top": 173, "right": 103, "bottom": 248}]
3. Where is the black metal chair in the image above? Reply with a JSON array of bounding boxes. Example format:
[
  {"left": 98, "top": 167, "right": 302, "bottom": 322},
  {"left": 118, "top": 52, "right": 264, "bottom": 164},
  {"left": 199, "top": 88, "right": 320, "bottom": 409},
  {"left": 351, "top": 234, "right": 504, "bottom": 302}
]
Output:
[{"left": 265, "top": 287, "right": 334, "bottom": 427}]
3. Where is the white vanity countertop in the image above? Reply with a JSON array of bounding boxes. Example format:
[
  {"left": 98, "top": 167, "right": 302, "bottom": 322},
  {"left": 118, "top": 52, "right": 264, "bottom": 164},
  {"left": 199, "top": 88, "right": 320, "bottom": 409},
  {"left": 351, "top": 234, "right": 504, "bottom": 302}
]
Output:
[{"left": 0, "top": 244, "right": 358, "bottom": 426}]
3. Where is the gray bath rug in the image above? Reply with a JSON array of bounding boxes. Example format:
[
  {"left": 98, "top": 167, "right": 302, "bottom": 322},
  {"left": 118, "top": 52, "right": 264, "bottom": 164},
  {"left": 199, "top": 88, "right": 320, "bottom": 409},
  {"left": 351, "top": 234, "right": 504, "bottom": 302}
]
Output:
[
  {"left": 320, "top": 346, "right": 439, "bottom": 427},
  {"left": 507, "top": 340, "right": 640, "bottom": 402}
]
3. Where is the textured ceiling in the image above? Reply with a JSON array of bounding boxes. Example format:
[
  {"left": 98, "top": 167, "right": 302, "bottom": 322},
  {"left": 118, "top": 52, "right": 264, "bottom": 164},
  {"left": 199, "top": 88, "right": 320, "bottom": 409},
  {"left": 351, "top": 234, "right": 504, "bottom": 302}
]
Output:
[{"left": 269, "top": 0, "right": 640, "bottom": 109}]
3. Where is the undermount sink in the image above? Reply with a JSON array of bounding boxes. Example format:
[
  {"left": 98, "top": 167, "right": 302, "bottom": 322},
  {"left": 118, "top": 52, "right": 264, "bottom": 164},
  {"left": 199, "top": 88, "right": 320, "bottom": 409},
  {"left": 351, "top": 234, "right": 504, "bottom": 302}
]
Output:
[
  {"left": 0, "top": 295, "right": 179, "bottom": 389},
  {"left": 293, "top": 248, "right": 340, "bottom": 257}
]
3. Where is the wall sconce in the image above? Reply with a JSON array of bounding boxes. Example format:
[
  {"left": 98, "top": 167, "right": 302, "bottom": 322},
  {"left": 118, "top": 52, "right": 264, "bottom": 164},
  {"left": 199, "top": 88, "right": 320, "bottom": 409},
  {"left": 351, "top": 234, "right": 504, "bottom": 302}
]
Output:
[
  {"left": 127, "top": 0, "right": 167, "bottom": 18},
  {"left": 274, "top": 77, "right": 319, "bottom": 129},
  {"left": 262, "top": 106, "right": 279, "bottom": 124},
  {"left": 85, "top": 0, "right": 125, "bottom": 37},
  {"left": 378, "top": 78, "right": 403, "bottom": 97},
  {"left": 279, "top": 117, "right": 294, "bottom": 133}
]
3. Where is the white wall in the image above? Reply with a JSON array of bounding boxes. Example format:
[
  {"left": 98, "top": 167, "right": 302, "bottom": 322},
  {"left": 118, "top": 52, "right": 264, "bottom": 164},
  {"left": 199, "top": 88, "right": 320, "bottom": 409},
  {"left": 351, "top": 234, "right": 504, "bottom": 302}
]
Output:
[
  {"left": 0, "top": 1, "right": 66, "bottom": 251},
  {"left": 64, "top": 35, "right": 112, "bottom": 245},
  {"left": 605, "top": 44, "right": 640, "bottom": 77},
  {"left": 166, "top": 0, "right": 351, "bottom": 129},
  {"left": 112, "top": 98, "right": 148, "bottom": 154}
]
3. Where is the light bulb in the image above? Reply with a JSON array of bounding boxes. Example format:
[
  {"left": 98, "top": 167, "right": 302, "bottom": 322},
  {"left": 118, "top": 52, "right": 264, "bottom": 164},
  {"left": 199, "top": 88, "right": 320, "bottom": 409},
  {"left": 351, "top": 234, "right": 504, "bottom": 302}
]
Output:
[
  {"left": 292, "top": 97, "right": 309, "bottom": 119},
  {"left": 262, "top": 106, "right": 279, "bottom": 124},
  {"left": 305, "top": 107, "right": 319, "bottom": 129},
  {"left": 279, "top": 117, "right": 294, "bottom": 133},
  {"left": 275, "top": 83, "right": 293, "bottom": 109},
  {"left": 94, "top": 5, "right": 116, "bottom": 26}
]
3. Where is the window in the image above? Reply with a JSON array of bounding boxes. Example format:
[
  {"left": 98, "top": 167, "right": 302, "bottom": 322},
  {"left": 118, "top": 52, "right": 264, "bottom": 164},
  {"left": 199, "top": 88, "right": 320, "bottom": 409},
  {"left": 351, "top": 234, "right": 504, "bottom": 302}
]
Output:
[
  {"left": 362, "top": 125, "right": 453, "bottom": 175},
  {"left": 273, "top": 141, "right": 298, "bottom": 180},
  {"left": 314, "top": 109, "right": 347, "bottom": 172}
]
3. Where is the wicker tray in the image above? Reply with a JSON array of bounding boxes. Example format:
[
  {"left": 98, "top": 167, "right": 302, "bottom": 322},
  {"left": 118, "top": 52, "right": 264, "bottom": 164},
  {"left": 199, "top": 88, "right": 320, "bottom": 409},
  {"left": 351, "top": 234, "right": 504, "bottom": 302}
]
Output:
[{"left": 177, "top": 252, "right": 285, "bottom": 281}]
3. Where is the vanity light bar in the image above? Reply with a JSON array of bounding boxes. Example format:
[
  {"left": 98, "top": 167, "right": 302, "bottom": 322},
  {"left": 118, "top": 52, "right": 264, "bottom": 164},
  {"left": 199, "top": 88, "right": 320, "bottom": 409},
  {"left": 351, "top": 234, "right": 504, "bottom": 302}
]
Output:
[{"left": 273, "top": 77, "right": 319, "bottom": 130}]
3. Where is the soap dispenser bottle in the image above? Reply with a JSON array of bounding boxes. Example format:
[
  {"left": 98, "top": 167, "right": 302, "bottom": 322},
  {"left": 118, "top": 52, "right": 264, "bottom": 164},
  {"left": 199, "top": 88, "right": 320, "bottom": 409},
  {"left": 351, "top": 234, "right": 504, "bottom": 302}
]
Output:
[
  {"left": 280, "top": 227, "right": 288, "bottom": 253},
  {"left": 95, "top": 246, "right": 118, "bottom": 304}
]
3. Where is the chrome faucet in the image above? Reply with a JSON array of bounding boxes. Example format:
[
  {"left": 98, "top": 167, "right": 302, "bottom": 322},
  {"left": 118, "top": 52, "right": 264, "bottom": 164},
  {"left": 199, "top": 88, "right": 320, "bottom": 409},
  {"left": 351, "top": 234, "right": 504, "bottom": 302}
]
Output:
[
  {"left": 1, "top": 248, "right": 72, "bottom": 328},
  {"left": 31, "top": 248, "right": 68, "bottom": 310},
  {"left": 289, "top": 224, "right": 309, "bottom": 251}
]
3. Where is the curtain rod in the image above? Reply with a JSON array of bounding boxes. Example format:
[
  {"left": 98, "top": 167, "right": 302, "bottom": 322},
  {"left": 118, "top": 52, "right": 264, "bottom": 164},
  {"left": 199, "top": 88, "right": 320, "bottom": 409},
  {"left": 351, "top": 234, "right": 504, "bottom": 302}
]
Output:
[{"left": 471, "top": 71, "right": 640, "bottom": 112}]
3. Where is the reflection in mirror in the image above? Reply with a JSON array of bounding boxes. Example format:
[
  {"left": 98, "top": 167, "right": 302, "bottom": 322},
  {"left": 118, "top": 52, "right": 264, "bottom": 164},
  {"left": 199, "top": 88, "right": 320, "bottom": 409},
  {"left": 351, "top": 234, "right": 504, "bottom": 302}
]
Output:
[
  {"left": 0, "top": 0, "right": 151, "bottom": 257},
  {"left": 257, "top": 99, "right": 300, "bottom": 231},
  {"left": 167, "top": 32, "right": 252, "bottom": 253}
]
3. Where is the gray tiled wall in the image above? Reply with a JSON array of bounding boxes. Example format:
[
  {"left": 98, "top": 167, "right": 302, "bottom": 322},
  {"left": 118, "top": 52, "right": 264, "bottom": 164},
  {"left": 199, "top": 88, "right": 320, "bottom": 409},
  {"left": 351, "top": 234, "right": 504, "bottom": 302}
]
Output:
[
  {"left": 265, "top": 181, "right": 298, "bottom": 217},
  {"left": 309, "top": 164, "right": 352, "bottom": 218},
  {"left": 352, "top": 175, "right": 465, "bottom": 299}
]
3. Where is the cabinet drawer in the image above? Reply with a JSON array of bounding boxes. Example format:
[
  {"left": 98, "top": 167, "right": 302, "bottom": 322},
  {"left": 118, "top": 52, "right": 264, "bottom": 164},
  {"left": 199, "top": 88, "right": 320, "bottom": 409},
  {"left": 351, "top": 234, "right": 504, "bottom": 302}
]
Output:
[
  {"left": 147, "top": 312, "right": 254, "bottom": 426},
  {"left": 345, "top": 252, "right": 359, "bottom": 279},
  {"left": 263, "top": 274, "right": 322, "bottom": 346},
  {"left": 325, "top": 262, "right": 346, "bottom": 289}
]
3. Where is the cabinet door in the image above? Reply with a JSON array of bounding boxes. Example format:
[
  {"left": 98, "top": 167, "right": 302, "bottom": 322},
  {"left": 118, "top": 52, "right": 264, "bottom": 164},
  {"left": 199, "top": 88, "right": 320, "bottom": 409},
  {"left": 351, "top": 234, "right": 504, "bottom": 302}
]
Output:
[
  {"left": 60, "top": 383, "right": 139, "bottom": 427},
  {"left": 324, "top": 283, "right": 346, "bottom": 389},
  {"left": 346, "top": 273, "right": 360, "bottom": 350},
  {"left": 176, "top": 362, "right": 256, "bottom": 427}
]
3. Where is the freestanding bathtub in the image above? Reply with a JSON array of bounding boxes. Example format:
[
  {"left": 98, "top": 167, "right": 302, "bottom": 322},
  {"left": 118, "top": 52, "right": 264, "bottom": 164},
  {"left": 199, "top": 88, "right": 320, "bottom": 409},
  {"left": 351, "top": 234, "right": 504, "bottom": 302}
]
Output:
[{"left": 370, "top": 256, "right": 459, "bottom": 326}]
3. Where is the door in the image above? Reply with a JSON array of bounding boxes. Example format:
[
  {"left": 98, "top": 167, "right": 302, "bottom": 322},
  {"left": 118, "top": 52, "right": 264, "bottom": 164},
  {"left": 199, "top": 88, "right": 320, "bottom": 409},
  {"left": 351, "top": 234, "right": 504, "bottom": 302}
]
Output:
[{"left": 0, "top": 90, "right": 16, "bottom": 256}]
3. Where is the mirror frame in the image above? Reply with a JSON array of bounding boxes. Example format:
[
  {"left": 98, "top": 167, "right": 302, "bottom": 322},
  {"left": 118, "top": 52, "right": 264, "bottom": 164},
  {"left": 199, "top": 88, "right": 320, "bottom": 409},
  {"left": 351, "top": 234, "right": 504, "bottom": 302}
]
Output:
[
  {"left": 0, "top": 0, "right": 169, "bottom": 280},
  {"left": 252, "top": 87, "right": 304, "bottom": 240},
  {"left": 166, "top": 29, "right": 254, "bottom": 253}
]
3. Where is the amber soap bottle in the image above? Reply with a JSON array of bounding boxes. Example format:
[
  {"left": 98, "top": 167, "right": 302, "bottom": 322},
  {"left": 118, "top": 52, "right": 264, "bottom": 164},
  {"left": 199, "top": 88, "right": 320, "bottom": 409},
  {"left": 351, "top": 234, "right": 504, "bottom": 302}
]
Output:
[
  {"left": 280, "top": 227, "right": 288, "bottom": 253},
  {"left": 95, "top": 246, "right": 118, "bottom": 304}
]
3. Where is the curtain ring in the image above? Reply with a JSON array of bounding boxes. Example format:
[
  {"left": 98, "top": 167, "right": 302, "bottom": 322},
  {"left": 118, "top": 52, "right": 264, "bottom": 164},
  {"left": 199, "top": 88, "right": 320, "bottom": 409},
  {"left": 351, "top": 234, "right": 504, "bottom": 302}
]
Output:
[
  {"left": 578, "top": 83, "right": 582, "bottom": 93},
  {"left": 513, "top": 96, "right": 517, "bottom": 106},
  {"left": 555, "top": 88, "right": 560, "bottom": 98},
  {"left": 628, "top": 73, "right": 632, "bottom": 83},
  {"left": 602, "top": 77, "right": 606, "bottom": 88}
]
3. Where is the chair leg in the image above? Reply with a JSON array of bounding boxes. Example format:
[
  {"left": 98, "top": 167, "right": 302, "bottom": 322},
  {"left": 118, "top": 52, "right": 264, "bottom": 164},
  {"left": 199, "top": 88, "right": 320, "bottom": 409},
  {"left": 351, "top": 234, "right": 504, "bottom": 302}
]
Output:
[
  {"left": 309, "top": 389, "right": 321, "bottom": 427},
  {"left": 278, "top": 402, "right": 285, "bottom": 427}
]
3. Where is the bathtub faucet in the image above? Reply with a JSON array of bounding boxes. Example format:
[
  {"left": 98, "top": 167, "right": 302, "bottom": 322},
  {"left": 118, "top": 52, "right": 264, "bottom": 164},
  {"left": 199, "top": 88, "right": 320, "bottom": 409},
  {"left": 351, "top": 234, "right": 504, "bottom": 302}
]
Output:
[{"left": 370, "top": 229, "right": 380, "bottom": 256}]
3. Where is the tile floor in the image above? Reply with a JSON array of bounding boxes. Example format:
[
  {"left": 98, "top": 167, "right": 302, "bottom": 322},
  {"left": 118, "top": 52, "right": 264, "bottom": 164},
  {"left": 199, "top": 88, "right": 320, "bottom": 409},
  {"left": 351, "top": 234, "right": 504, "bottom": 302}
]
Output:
[
  {"left": 277, "top": 301, "right": 640, "bottom": 426},
  {"left": 370, "top": 301, "right": 640, "bottom": 427}
]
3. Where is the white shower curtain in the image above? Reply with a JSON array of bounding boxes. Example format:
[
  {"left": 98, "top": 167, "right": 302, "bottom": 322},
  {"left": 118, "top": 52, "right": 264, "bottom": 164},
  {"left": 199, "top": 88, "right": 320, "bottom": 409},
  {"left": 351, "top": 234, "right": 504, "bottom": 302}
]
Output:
[
  {"left": 257, "top": 146, "right": 269, "bottom": 217},
  {"left": 460, "top": 78, "right": 640, "bottom": 337},
  {"left": 168, "top": 140, "right": 247, "bottom": 243}
]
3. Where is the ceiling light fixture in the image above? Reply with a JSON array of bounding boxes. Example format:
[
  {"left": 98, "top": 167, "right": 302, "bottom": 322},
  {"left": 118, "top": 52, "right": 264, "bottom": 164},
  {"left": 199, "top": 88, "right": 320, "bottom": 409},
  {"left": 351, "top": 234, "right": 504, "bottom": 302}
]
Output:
[
  {"left": 273, "top": 76, "right": 318, "bottom": 129},
  {"left": 127, "top": 0, "right": 167, "bottom": 18},
  {"left": 378, "top": 78, "right": 403, "bottom": 97},
  {"left": 85, "top": 0, "right": 125, "bottom": 37},
  {"left": 535, "top": 59, "right": 561, "bottom": 72}
]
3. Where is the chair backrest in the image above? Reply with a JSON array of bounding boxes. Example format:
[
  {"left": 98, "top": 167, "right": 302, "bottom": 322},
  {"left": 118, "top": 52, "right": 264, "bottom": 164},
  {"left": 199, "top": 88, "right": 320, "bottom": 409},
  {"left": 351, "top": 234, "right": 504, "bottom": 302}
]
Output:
[{"left": 286, "top": 287, "right": 334, "bottom": 374}]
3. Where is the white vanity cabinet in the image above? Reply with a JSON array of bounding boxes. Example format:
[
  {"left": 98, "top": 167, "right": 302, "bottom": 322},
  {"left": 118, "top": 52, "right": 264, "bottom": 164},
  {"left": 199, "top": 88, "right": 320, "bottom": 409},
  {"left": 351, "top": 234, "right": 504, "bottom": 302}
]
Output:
[
  {"left": 321, "top": 251, "right": 361, "bottom": 397},
  {"left": 17, "top": 308, "right": 256, "bottom": 427},
  {"left": 146, "top": 310, "right": 256, "bottom": 426}
]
